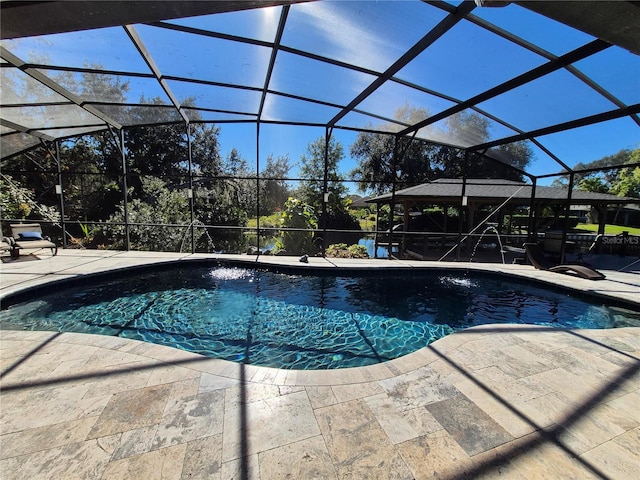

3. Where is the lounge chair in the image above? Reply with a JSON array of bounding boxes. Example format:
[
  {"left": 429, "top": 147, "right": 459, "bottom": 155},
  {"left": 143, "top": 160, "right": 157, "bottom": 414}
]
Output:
[
  {"left": 523, "top": 243, "right": 605, "bottom": 280},
  {"left": 1, "top": 225, "right": 18, "bottom": 257},
  {"left": 1, "top": 237, "right": 14, "bottom": 255},
  {"left": 10, "top": 223, "right": 58, "bottom": 257}
]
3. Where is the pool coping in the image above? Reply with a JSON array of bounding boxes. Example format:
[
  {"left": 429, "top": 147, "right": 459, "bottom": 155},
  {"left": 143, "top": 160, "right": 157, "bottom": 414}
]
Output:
[{"left": 3, "top": 321, "right": 637, "bottom": 389}]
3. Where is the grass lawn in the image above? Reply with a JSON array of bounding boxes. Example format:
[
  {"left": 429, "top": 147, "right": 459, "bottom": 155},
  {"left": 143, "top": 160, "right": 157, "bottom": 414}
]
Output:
[
  {"left": 574, "top": 224, "right": 640, "bottom": 235},
  {"left": 358, "top": 218, "right": 376, "bottom": 231},
  {"left": 247, "top": 213, "right": 281, "bottom": 229}
]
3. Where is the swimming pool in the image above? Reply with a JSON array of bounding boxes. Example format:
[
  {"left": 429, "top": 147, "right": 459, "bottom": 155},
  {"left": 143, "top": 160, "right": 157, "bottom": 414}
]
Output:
[{"left": 1, "top": 263, "right": 639, "bottom": 369}]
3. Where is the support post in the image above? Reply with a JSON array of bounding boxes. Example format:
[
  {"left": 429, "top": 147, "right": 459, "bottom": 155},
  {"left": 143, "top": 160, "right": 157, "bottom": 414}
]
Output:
[
  {"left": 403, "top": 199, "right": 410, "bottom": 256},
  {"left": 389, "top": 137, "right": 399, "bottom": 259},
  {"left": 596, "top": 205, "right": 606, "bottom": 253},
  {"left": 456, "top": 153, "right": 469, "bottom": 261},
  {"left": 187, "top": 123, "right": 195, "bottom": 253},
  {"left": 321, "top": 127, "right": 332, "bottom": 257},
  {"left": 527, "top": 177, "right": 537, "bottom": 243},
  {"left": 256, "top": 122, "right": 261, "bottom": 255},
  {"left": 54, "top": 141, "right": 67, "bottom": 249},
  {"left": 597, "top": 206, "right": 607, "bottom": 236},
  {"left": 560, "top": 172, "right": 575, "bottom": 262},
  {"left": 374, "top": 202, "right": 380, "bottom": 258},
  {"left": 120, "top": 129, "right": 130, "bottom": 251}
]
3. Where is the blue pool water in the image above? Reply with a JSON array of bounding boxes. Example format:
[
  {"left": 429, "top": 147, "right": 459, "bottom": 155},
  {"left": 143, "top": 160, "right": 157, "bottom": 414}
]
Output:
[{"left": 1, "top": 265, "right": 638, "bottom": 369}]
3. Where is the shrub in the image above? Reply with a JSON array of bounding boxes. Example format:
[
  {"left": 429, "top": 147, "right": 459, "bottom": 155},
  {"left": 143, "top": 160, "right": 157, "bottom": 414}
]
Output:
[
  {"left": 317, "top": 208, "right": 362, "bottom": 247},
  {"left": 276, "top": 197, "right": 318, "bottom": 255},
  {"left": 326, "top": 243, "right": 369, "bottom": 259},
  {"left": 104, "top": 176, "right": 189, "bottom": 251}
]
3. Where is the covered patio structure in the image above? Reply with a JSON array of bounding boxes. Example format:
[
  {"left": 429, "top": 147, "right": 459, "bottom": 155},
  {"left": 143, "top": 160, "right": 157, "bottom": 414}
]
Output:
[{"left": 367, "top": 178, "right": 636, "bottom": 262}]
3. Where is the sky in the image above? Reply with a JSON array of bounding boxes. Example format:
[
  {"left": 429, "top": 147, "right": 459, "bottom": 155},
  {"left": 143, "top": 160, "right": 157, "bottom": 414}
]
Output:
[{"left": 2, "top": 0, "right": 639, "bottom": 187}]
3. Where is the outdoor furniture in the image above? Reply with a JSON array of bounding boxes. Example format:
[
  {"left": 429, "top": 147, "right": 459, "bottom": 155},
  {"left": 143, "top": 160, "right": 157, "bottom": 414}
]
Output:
[
  {"left": 1, "top": 225, "right": 18, "bottom": 257},
  {"left": 573, "top": 234, "right": 603, "bottom": 263},
  {"left": 1, "top": 237, "right": 14, "bottom": 255},
  {"left": 523, "top": 243, "right": 605, "bottom": 280},
  {"left": 10, "top": 223, "right": 58, "bottom": 257},
  {"left": 542, "top": 231, "right": 575, "bottom": 258}
]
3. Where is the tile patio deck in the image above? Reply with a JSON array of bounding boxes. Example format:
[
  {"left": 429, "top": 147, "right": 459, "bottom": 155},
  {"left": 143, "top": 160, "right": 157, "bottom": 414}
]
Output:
[{"left": 1, "top": 250, "right": 639, "bottom": 479}]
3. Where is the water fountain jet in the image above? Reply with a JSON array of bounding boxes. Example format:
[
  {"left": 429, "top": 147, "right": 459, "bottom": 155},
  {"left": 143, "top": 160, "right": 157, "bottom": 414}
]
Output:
[
  {"left": 470, "top": 223, "right": 505, "bottom": 264},
  {"left": 179, "top": 220, "right": 216, "bottom": 253}
]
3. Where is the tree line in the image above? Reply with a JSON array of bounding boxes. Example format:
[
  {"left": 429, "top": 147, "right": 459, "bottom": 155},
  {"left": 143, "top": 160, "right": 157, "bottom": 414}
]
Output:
[{"left": 551, "top": 148, "right": 640, "bottom": 198}]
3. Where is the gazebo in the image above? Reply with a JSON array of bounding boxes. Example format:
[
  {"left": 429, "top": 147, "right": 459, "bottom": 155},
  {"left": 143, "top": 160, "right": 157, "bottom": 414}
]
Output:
[{"left": 367, "top": 178, "right": 636, "bottom": 260}]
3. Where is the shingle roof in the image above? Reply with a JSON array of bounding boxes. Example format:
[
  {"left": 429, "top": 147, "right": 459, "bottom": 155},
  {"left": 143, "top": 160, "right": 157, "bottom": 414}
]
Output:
[{"left": 367, "top": 178, "right": 636, "bottom": 205}]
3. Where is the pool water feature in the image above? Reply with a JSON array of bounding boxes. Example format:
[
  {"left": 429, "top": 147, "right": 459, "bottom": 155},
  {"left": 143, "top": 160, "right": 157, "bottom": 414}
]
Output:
[{"left": 1, "top": 265, "right": 639, "bottom": 370}]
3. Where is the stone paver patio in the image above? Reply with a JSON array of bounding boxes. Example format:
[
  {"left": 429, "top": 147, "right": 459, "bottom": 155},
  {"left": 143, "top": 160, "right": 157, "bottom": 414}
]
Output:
[{"left": 1, "top": 250, "right": 639, "bottom": 479}]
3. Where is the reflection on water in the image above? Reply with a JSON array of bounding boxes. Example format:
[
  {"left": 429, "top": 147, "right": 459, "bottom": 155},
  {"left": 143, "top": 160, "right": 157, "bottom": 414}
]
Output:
[{"left": 358, "top": 237, "right": 397, "bottom": 258}]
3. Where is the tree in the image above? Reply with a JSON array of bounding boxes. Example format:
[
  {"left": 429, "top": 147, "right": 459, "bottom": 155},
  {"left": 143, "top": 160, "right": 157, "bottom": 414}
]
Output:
[
  {"left": 57, "top": 136, "right": 123, "bottom": 222},
  {"left": 609, "top": 148, "right": 640, "bottom": 198},
  {"left": 442, "top": 109, "right": 491, "bottom": 148},
  {"left": 1, "top": 66, "right": 131, "bottom": 226},
  {"left": 192, "top": 181, "right": 251, "bottom": 252},
  {"left": 610, "top": 166, "right": 640, "bottom": 198},
  {"left": 190, "top": 147, "right": 255, "bottom": 252},
  {"left": 491, "top": 142, "right": 533, "bottom": 176},
  {"left": 122, "top": 96, "right": 254, "bottom": 251},
  {"left": 220, "top": 147, "right": 256, "bottom": 221},
  {"left": 298, "top": 136, "right": 362, "bottom": 247},
  {"left": 55, "top": 68, "right": 129, "bottom": 176},
  {"left": 224, "top": 148, "right": 249, "bottom": 176},
  {"left": 350, "top": 130, "right": 397, "bottom": 195},
  {"left": 428, "top": 111, "right": 531, "bottom": 180},
  {"left": 2, "top": 146, "right": 60, "bottom": 216},
  {"left": 125, "top": 102, "right": 188, "bottom": 181},
  {"left": 0, "top": 174, "right": 60, "bottom": 224},
  {"left": 125, "top": 97, "right": 224, "bottom": 184},
  {"left": 3, "top": 64, "right": 258, "bottom": 251},
  {"left": 298, "top": 136, "right": 348, "bottom": 213},
  {"left": 191, "top": 123, "right": 223, "bottom": 177},
  {"left": 350, "top": 106, "right": 440, "bottom": 194},
  {"left": 551, "top": 148, "right": 637, "bottom": 189},
  {"left": 350, "top": 106, "right": 531, "bottom": 194},
  {"left": 578, "top": 177, "right": 610, "bottom": 194},
  {"left": 276, "top": 197, "right": 317, "bottom": 255},
  {"left": 259, "top": 154, "right": 291, "bottom": 215}
]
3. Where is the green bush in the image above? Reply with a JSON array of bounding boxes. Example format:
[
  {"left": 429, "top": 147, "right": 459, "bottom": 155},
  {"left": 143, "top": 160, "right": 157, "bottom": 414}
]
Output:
[
  {"left": 326, "top": 243, "right": 369, "bottom": 259},
  {"left": 104, "top": 176, "right": 189, "bottom": 251},
  {"left": 276, "top": 197, "right": 318, "bottom": 255}
]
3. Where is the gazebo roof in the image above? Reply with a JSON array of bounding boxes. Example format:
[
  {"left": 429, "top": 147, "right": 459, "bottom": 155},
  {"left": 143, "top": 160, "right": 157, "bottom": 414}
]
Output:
[
  {"left": 367, "top": 178, "right": 634, "bottom": 205},
  {"left": 1, "top": 1, "right": 639, "bottom": 180}
]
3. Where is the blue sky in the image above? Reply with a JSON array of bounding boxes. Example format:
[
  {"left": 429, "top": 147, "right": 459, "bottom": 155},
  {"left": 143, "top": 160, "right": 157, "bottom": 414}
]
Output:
[{"left": 3, "top": 1, "right": 638, "bottom": 187}]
